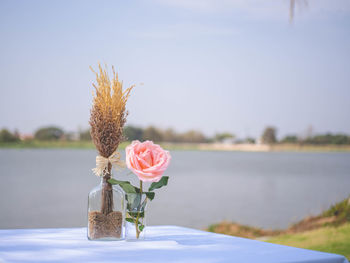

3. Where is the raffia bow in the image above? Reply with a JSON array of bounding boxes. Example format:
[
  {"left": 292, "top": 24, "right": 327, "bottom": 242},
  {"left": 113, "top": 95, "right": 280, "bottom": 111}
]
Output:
[{"left": 92, "top": 151, "right": 125, "bottom": 177}]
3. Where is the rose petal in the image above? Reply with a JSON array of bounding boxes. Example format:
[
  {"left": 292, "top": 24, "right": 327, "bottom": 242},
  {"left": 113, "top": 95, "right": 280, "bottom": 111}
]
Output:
[{"left": 125, "top": 141, "right": 171, "bottom": 182}]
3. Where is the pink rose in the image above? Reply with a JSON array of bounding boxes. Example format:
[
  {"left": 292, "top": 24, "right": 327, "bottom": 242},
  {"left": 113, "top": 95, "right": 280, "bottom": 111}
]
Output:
[{"left": 125, "top": 140, "right": 171, "bottom": 182}]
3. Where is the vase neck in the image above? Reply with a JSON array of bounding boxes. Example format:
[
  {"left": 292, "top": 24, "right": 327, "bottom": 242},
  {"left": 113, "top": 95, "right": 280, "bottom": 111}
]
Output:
[{"left": 100, "top": 176, "right": 111, "bottom": 186}]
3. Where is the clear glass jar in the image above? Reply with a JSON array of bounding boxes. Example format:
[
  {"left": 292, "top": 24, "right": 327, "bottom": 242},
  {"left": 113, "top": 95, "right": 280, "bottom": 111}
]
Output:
[
  {"left": 125, "top": 193, "right": 148, "bottom": 241},
  {"left": 88, "top": 176, "right": 125, "bottom": 240}
]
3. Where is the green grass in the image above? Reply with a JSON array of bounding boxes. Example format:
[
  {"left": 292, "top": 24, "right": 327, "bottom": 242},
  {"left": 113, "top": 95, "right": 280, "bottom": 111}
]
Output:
[
  {"left": 0, "top": 140, "right": 201, "bottom": 151},
  {"left": 208, "top": 197, "right": 350, "bottom": 259},
  {"left": 322, "top": 198, "right": 350, "bottom": 226},
  {"left": 270, "top": 143, "right": 350, "bottom": 152},
  {"left": 0, "top": 140, "right": 96, "bottom": 149},
  {"left": 267, "top": 223, "right": 350, "bottom": 260}
]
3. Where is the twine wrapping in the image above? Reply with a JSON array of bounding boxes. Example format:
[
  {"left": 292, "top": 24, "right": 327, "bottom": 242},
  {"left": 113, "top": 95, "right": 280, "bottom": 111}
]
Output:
[{"left": 92, "top": 151, "right": 125, "bottom": 177}]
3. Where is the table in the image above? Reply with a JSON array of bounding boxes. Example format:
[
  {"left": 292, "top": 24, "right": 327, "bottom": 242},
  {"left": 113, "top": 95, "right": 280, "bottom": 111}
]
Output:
[{"left": 0, "top": 226, "right": 348, "bottom": 263}]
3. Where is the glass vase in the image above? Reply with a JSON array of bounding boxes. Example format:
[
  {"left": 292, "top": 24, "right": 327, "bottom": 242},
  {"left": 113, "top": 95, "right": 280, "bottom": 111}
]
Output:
[
  {"left": 125, "top": 193, "right": 148, "bottom": 241},
  {"left": 88, "top": 176, "right": 125, "bottom": 240}
]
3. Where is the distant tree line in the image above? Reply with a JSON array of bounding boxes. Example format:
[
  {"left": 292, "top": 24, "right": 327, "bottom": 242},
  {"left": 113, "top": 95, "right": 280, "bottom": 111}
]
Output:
[
  {"left": 261, "top": 126, "right": 350, "bottom": 145},
  {"left": 0, "top": 129, "right": 20, "bottom": 143},
  {"left": 124, "top": 126, "right": 208, "bottom": 143},
  {"left": 281, "top": 133, "right": 350, "bottom": 145},
  {"left": 1, "top": 125, "right": 350, "bottom": 145},
  {"left": 34, "top": 127, "right": 64, "bottom": 140},
  {"left": 0, "top": 125, "right": 234, "bottom": 144}
]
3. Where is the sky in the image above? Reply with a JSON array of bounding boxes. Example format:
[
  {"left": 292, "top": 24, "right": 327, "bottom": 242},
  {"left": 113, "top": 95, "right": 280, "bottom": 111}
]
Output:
[{"left": 0, "top": 0, "right": 349, "bottom": 139}]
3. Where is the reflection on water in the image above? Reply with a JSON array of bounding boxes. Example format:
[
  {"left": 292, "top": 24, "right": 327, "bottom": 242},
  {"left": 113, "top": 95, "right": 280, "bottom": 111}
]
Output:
[{"left": 0, "top": 149, "right": 349, "bottom": 229}]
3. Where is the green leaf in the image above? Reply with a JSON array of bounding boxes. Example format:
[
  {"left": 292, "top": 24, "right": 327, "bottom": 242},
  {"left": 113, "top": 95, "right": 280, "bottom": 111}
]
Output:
[
  {"left": 126, "top": 193, "right": 140, "bottom": 210},
  {"left": 108, "top": 178, "right": 129, "bottom": 185},
  {"left": 139, "top": 224, "right": 145, "bottom": 232},
  {"left": 125, "top": 218, "right": 135, "bottom": 224},
  {"left": 145, "top": 192, "right": 155, "bottom": 200},
  {"left": 108, "top": 179, "right": 137, "bottom": 193},
  {"left": 148, "top": 176, "right": 169, "bottom": 192},
  {"left": 121, "top": 184, "right": 138, "bottom": 193},
  {"left": 128, "top": 211, "right": 145, "bottom": 218},
  {"left": 117, "top": 180, "right": 140, "bottom": 193},
  {"left": 132, "top": 193, "right": 141, "bottom": 210}
]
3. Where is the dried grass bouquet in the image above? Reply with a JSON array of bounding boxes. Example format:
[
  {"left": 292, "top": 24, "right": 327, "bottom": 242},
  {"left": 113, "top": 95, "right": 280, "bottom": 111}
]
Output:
[{"left": 88, "top": 64, "right": 133, "bottom": 240}]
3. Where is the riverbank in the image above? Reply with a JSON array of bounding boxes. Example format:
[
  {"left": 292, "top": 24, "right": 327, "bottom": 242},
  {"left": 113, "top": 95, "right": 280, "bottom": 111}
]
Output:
[
  {"left": 267, "top": 223, "right": 350, "bottom": 260},
  {"left": 0, "top": 141, "right": 129, "bottom": 150},
  {"left": 208, "top": 197, "right": 350, "bottom": 259},
  {"left": 1, "top": 141, "right": 350, "bottom": 152},
  {"left": 196, "top": 143, "right": 350, "bottom": 152}
]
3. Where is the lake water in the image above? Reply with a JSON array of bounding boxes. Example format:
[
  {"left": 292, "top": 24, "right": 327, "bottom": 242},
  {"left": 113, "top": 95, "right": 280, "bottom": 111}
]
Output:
[{"left": 0, "top": 149, "right": 349, "bottom": 230}]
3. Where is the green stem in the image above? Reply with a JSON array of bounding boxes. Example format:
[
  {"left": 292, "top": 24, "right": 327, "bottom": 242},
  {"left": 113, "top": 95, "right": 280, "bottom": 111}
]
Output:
[{"left": 135, "top": 180, "right": 143, "bottom": 239}]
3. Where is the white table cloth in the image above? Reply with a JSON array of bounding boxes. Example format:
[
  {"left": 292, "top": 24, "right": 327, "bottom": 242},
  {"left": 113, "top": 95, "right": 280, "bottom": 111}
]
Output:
[{"left": 0, "top": 226, "right": 348, "bottom": 263}]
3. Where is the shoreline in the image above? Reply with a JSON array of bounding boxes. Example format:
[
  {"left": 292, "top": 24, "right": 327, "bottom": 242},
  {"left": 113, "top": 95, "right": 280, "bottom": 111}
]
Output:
[
  {"left": 1, "top": 141, "right": 350, "bottom": 152},
  {"left": 208, "top": 197, "right": 350, "bottom": 259}
]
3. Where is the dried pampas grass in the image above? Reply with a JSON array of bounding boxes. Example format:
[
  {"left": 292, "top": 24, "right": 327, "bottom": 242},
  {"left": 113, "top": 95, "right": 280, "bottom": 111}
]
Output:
[{"left": 90, "top": 64, "right": 133, "bottom": 158}]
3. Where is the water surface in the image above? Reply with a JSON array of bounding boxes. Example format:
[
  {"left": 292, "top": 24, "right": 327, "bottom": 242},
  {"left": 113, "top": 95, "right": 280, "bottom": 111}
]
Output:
[{"left": 0, "top": 149, "right": 349, "bottom": 230}]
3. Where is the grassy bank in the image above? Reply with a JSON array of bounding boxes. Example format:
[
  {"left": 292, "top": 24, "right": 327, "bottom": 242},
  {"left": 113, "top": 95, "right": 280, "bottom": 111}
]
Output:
[
  {"left": 0, "top": 140, "right": 96, "bottom": 149},
  {"left": 208, "top": 197, "right": 350, "bottom": 259},
  {"left": 0, "top": 141, "right": 128, "bottom": 150},
  {"left": 267, "top": 223, "right": 350, "bottom": 260},
  {"left": 1, "top": 141, "right": 350, "bottom": 152},
  {"left": 270, "top": 143, "right": 350, "bottom": 152},
  {"left": 0, "top": 141, "right": 196, "bottom": 151}
]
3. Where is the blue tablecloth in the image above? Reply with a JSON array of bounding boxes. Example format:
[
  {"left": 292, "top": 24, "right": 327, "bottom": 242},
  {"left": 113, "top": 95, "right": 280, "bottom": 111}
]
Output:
[{"left": 0, "top": 226, "right": 348, "bottom": 263}]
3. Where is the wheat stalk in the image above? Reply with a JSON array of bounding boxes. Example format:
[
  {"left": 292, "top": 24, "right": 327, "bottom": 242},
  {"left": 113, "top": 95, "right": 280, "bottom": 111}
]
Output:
[{"left": 90, "top": 64, "right": 133, "bottom": 158}]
